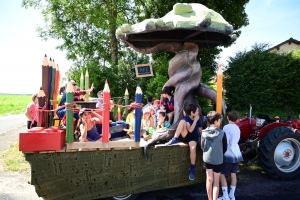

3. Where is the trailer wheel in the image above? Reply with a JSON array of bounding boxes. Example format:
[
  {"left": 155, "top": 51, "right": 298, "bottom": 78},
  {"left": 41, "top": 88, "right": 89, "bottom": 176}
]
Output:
[
  {"left": 106, "top": 194, "right": 139, "bottom": 200},
  {"left": 259, "top": 126, "right": 300, "bottom": 180}
]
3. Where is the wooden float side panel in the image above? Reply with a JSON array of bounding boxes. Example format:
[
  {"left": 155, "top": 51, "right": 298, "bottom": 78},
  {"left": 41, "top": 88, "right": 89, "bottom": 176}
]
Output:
[{"left": 25, "top": 145, "right": 205, "bottom": 200}]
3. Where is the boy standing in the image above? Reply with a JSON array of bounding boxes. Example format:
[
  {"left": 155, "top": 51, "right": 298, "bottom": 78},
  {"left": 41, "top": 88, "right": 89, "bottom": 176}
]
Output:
[
  {"left": 166, "top": 104, "right": 202, "bottom": 180},
  {"left": 201, "top": 111, "right": 227, "bottom": 200},
  {"left": 218, "top": 110, "right": 243, "bottom": 200}
]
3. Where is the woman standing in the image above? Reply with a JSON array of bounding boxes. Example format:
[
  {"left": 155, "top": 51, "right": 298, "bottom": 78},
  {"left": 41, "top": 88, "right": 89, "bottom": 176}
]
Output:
[{"left": 25, "top": 93, "right": 38, "bottom": 129}]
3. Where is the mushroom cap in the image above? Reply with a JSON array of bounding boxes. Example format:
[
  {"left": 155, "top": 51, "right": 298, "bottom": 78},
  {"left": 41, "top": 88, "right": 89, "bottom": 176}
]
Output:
[{"left": 116, "top": 3, "right": 236, "bottom": 50}]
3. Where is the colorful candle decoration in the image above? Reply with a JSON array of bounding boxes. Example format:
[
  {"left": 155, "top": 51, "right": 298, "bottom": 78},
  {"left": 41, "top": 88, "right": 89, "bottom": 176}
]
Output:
[
  {"left": 51, "top": 59, "right": 56, "bottom": 101},
  {"left": 66, "top": 81, "right": 74, "bottom": 143},
  {"left": 53, "top": 64, "right": 60, "bottom": 116},
  {"left": 37, "top": 87, "right": 46, "bottom": 127},
  {"left": 216, "top": 64, "right": 223, "bottom": 115},
  {"left": 85, "top": 69, "right": 89, "bottom": 101},
  {"left": 117, "top": 107, "right": 121, "bottom": 121},
  {"left": 124, "top": 88, "right": 129, "bottom": 116},
  {"left": 80, "top": 72, "right": 84, "bottom": 90},
  {"left": 42, "top": 54, "right": 49, "bottom": 128},
  {"left": 134, "top": 84, "right": 142, "bottom": 143},
  {"left": 49, "top": 59, "right": 56, "bottom": 125},
  {"left": 102, "top": 80, "right": 110, "bottom": 148},
  {"left": 47, "top": 58, "right": 53, "bottom": 127}
]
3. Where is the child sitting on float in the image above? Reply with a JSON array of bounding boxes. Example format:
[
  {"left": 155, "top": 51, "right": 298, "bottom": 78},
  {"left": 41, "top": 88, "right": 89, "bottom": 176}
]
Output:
[
  {"left": 156, "top": 110, "right": 171, "bottom": 130},
  {"left": 141, "top": 108, "right": 156, "bottom": 137},
  {"left": 149, "top": 107, "right": 157, "bottom": 124},
  {"left": 74, "top": 108, "right": 110, "bottom": 142},
  {"left": 125, "top": 100, "right": 135, "bottom": 123}
]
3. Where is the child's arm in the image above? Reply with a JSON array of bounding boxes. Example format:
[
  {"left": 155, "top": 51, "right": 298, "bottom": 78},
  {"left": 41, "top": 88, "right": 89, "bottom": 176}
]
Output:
[
  {"left": 80, "top": 123, "right": 87, "bottom": 140},
  {"left": 186, "top": 115, "right": 200, "bottom": 133},
  {"left": 91, "top": 111, "right": 103, "bottom": 123},
  {"left": 198, "top": 127, "right": 202, "bottom": 135}
]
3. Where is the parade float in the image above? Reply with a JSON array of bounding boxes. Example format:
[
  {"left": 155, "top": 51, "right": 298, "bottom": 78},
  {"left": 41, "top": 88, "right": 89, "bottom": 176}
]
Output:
[{"left": 19, "top": 3, "right": 234, "bottom": 200}]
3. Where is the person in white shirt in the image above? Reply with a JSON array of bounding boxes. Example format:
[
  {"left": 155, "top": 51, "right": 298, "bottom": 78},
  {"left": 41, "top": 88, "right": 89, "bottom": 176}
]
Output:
[
  {"left": 142, "top": 96, "right": 155, "bottom": 111},
  {"left": 218, "top": 110, "right": 243, "bottom": 200}
]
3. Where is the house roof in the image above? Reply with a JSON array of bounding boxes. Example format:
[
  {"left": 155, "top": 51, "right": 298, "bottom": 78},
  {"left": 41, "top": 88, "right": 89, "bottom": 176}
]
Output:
[{"left": 268, "top": 37, "right": 300, "bottom": 51}]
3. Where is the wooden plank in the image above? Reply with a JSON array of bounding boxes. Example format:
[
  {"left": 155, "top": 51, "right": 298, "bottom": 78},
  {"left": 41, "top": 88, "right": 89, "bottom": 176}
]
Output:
[
  {"left": 21, "top": 151, "right": 37, "bottom": 154},
  {"left": 154, "top": 144, "right": 167, "bottom": 148},
  {"left": 113, "top": 147, "right": 130, "bottom": 150},
  {"left": 39, "top": 151, "right": 56, "bottom": 154},
  {"left": 66, "top": 140, "right": 138, "bottom": 149},
  {"left": 178, "top": 142, "right": 188, "bottom": 147},
  {"left": 65, "top": 149, "right": 78, "bottom": 152},
  {"left": 79, "top": 148, "right": 97, "bottom": 151},
  {"left": 98, "top": 148, "right": 112, "bottom": 151},
  {"left": 55, "top": 146, "right": 67, "bottom": 152}
]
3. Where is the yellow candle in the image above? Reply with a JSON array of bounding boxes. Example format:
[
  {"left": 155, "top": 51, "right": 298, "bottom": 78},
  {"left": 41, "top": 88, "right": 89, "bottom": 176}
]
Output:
[{"left": 216, "top": 64, "right": 223, "bottom": 115}]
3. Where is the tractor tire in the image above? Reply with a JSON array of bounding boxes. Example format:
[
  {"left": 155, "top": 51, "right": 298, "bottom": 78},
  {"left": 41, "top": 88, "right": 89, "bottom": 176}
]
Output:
[
  {"left": 259, "top": 126, "right": 300, "bottom": 180},
  {"left": 106, "top": 194, "right": 139, "bottom": 200}
]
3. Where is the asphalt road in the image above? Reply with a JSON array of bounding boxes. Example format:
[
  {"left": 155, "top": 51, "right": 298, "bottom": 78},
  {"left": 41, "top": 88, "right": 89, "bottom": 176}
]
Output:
[
  {"left": 0, "top": 114, "right": 26, "bottom": 134},
  {"left": 0, "top": 115, "right": 300, "bottom": 200}
]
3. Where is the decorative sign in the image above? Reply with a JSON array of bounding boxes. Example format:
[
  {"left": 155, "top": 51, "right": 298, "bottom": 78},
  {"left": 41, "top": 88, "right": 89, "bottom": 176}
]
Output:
[{"left": 135, "top": 64, "right": 153, "bottom": 78}]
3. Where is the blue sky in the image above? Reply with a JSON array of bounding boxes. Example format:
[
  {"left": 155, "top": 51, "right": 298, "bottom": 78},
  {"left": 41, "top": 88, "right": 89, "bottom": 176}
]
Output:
[{"left": 0, "top": 0, "right": 299, "bottom": 94}]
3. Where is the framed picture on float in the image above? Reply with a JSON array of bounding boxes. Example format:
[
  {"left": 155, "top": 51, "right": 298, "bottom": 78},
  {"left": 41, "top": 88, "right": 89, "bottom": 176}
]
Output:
[{"left": 135, "top": 64, "right": 154, "bottom": 78}]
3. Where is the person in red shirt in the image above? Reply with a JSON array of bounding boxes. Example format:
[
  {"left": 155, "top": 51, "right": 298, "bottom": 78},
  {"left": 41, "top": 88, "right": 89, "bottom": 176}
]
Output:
[
  {"left": 160, "top": 86, "right": 175, "bottom": 123},
  {"left": 56, "top": 80, "right": 94, "bottom": 120}
]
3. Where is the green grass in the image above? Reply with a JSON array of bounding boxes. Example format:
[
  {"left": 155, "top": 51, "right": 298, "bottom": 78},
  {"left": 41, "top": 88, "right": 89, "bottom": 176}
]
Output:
[
  {"left": 0, "top": 94, "right": 31, "bottom": 116},
  {"left": 0, "top": 143, "right": 30, "bottom": 172},
  {"left": 239, "top": 162, "right": 263, "bottom": 172}
]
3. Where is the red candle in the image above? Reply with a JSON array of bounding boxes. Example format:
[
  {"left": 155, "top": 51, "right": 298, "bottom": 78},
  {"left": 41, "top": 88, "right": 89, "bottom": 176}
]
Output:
[{"left": 102, "top": 80, "right": 110, "bottom": 147}]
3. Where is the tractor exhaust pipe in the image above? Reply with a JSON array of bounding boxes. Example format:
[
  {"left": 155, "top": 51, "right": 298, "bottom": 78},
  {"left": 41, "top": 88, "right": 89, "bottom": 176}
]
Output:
[
  {"left": 249, "top": 104, "right": 252, "bottom": 135},
  {"left": 249, "top": 104, "right": 252, "bottom": 122}
]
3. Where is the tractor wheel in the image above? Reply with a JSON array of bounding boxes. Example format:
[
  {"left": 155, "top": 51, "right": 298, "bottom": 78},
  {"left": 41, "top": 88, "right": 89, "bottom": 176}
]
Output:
[
  {"left": 106, "top": 194, "right": 139, "bottom": 200},
  {"left": 259, "top": 126, "right": 300, "bottom": 180}
]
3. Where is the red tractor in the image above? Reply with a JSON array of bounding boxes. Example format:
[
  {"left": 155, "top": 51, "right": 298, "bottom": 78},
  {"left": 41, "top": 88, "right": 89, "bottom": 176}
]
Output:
[{"left": 236, "top": 106, "right": 300, "bottom": 180}]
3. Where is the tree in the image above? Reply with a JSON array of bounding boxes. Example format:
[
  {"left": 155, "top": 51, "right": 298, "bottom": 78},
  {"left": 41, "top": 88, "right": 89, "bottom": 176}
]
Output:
[
  {"left": 224, "top": 44, "right": 300, "bottom": 112},
  {"left": 22, "top": 0, "right": 141, "bottom": 65},
  {"left": 22, "top": 0, "right": 250, "bottom": 106},
  {"left": 139, "top": 0, "right": 249, "bottom": 108}
]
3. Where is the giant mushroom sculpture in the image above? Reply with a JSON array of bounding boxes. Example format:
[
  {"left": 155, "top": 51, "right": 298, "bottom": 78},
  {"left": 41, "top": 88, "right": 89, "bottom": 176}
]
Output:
[{"left": 116, "top": 3, "right": 236, "bottom": 151}]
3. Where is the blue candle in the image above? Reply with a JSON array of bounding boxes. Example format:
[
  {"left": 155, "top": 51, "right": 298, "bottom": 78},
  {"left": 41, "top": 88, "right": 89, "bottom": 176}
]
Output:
[
  {"left": 47, "top": 57, "right": 53, "bottom": 127},
  {"left": 134, "top": 84, "right": 142, "bottom": 142}
]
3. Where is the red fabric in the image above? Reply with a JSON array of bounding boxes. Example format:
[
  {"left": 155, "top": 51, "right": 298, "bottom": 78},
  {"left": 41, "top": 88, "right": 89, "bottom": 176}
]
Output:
[
  {"left": 62, "top": 108, "right": 80, "bottom": 130},
  {"left": 168, "top": 102, "right": 174, "bottom": 112}
]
